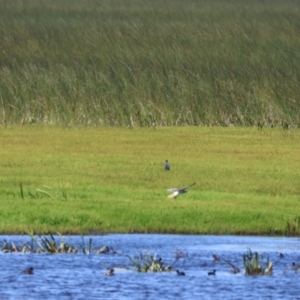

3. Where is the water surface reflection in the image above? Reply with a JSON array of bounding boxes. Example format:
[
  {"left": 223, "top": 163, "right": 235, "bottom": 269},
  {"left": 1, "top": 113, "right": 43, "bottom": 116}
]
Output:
[{"left": 1, "top": 235, "right": 299, "bottom": 299}]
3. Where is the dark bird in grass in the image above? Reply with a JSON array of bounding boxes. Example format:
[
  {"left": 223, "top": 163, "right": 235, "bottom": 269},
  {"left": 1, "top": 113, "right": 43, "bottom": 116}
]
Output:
[
  {"left": 164, "top": 160, "right": 170, "bottom": 171},
  {"left": 22, "top": 267, "right": 34, "bottom": 275},
  {"left": 176, "top": 270, "right": 185, "bottom": 276},
  {"left": 208, "top": 270, "right": 216, "bottom": 276},
  {"left": 167, "top": 182, "right": 196, "bottom": 199},
  {"left": 104, "top": 269, "right": 115, "bottom": 276}
]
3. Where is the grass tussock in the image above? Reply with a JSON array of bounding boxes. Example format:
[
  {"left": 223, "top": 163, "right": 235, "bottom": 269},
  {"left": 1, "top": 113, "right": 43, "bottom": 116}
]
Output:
[
  {"left": 285, "top": 217, "right": 300, "bottom": 236},
  {"left": 0, "top": 0, "right": 300, "bottom": 127}
]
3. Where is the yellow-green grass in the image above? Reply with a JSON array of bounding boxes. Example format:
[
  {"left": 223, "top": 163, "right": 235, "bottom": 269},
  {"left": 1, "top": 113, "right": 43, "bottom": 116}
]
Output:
[{"left": 0, "top": 126, "right": 300, "bottom": 235}]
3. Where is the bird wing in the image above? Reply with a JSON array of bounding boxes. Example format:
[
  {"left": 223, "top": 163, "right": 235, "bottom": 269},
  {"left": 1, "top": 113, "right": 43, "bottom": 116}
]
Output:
[
  {"left": 168, "top": 190, "right": 179, "bottom": 198},
  {"left": 179, "top": 182, "right": 196, "bottom": 192},
  {"left": 167, "top": 183, "right": 195, "bottom": 198}
]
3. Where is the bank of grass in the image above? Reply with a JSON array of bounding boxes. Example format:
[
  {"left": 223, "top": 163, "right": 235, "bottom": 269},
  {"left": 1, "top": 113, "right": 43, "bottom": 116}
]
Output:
[
  {"left": 1, "top": 0, "right": 300, "bottom": 127},
  {"left": 0, "top": 126, "right": 300, "bottom": 234}
]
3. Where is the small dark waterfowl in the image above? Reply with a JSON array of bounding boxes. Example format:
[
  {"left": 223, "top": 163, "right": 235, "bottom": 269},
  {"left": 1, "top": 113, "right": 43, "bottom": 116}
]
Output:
[
  {"left": 208, "top": 270, "right": 216, "bottom": 276},
  {"left": 167, "top": 182, "right": 196, "bottom": 199},
  {"left": 104, "top": 269, "right": 115, "bottom": 276},
  {"left": 279, "top": 253, "right": 284, "bottom": 258},
  {"left": 292, "top": 262, "right": 300, "bottom": 269},
  {"left": 176, "top": 270, "right": 185, "bottom": 276},
  {"left": 155, "top": 257, "right": 163, "bottom": 264},
  {"left": 22, "top": 267, "right": 34, "bottom": 275}
]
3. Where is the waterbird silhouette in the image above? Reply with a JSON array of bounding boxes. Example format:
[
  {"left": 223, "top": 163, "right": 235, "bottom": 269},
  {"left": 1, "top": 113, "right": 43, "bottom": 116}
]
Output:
[
  {"left": 104, "top": 269, "right": 115, "bottom": 276},
  {"left": 22, "top": 267, "right": 34, "bottom": 275},
  {"left": 176, "top": 270, "right": 185, "bottom": 276},
  {"left": 208, "top": 270, "right": 216, "bottom": 276}
]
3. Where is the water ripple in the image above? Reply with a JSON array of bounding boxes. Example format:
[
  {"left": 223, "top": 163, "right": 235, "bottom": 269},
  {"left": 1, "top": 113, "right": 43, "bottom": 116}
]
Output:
[{"left": 0, "top": 235, "right": 299, "bottom": 299}]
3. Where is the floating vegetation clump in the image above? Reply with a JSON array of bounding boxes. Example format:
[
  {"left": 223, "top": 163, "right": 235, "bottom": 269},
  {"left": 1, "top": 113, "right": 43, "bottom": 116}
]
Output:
[
  {"left": 127, "top": 252, "right": 171, "bottom": 272},
  {"left": 243, "top": 249, "right": 273, "bottom": 276},
  {"left": 126, "top": 248, "right": 187, "bottom": 273},
  {"left": 0, "top": 233, "right": 118, "bottom": 255},
  {"left": 27, "top": 232, "right": 78, "bottom": 254},
  {"left": 1, "top": 240, "right": 27, "bottom": 253}
]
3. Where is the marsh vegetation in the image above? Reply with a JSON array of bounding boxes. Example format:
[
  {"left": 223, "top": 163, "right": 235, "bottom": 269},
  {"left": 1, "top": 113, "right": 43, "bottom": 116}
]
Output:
[{"left": 0, "top": 0, "right": 300, "bottom": 127}]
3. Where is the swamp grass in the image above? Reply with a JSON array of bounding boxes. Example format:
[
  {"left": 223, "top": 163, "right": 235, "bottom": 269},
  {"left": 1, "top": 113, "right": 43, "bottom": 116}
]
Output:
[
  {"left": 1, "top": 0, "right": 300, "bottom": 127},
  {"left": 0, "top": 126, "right": 300, "bottom": 234}
]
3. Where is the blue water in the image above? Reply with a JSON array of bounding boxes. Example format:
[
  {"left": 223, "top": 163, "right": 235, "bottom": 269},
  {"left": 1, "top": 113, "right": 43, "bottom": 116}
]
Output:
[{"left": 0, "top": 235, "right": 300, "bottom": 299}]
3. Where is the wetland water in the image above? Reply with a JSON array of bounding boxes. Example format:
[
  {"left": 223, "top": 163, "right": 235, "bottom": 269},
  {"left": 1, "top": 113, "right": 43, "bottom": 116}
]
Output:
[{"left": 1, "top": 234, "right": 300, "bottom": 299}]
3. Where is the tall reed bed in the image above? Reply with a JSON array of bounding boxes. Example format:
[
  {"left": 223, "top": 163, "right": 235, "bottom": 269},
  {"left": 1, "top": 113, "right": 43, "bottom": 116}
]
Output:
[{"left": 0, "top": 0, "right": 300, "bottom": 127}]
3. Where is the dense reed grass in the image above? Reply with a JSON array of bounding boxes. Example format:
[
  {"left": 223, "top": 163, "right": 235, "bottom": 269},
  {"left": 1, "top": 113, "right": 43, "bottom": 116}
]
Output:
[
  {"left": 0, "top": 126, "right": 300, "bottom": 234},
  {"left": 0, "top": 0, "right": 300, "bottom": 127}
]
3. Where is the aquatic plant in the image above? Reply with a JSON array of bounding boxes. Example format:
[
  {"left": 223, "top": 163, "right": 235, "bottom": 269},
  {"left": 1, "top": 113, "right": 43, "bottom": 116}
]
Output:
[
  {"left": 0, "top": 240, "right": 26, "bottom": 253},
  {"left": 79, "top": 236, "right": 119, "bottom": 255},
  {"left": 126, "top": 252, "right": 173, "bottom": 272},
  {"left": 127, "top": 249, "right": 187, "bottom": 273},
  {"left": 0, "top": 233, "right": 120, "bottom": 255},
  {"left": 126, "top": 252, "right": 165, "bottom": 272},
  {"left": 27, "top": 232, "right": 77, "bottom": 253},
  {"left": 79, "top": 236, "right": 93, "bottom": 254},
  {"left": 243, "top": 249, "right": 272, "bottom": 275}
]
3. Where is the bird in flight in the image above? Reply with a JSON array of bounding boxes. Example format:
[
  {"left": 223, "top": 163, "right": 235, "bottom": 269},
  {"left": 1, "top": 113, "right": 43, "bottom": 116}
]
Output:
[{"left": 167, "top": 182, "right": 196, "bottom": 198}]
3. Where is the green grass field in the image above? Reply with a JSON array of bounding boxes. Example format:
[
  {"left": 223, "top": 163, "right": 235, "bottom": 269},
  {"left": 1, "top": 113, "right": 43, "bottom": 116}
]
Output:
[
  {"left": 1, "top": 126, "right": 300, "bottom": 235},
  {"left": 1, "top": 0, "right": 300, "bottom": 127}
]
